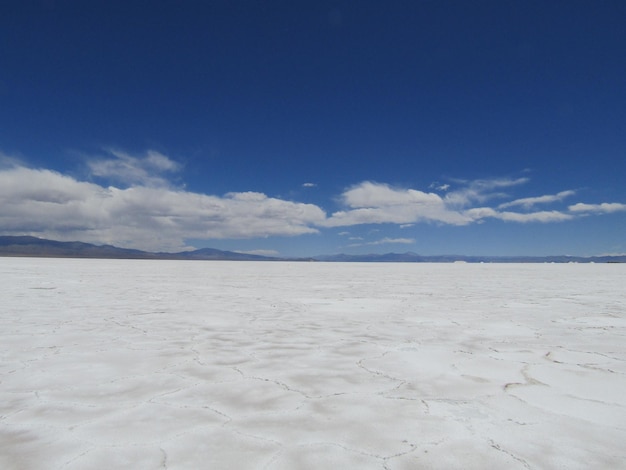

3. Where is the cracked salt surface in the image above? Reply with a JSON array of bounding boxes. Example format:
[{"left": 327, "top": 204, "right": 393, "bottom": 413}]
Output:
[{"left": 1, "top": 259, "right": 625, "bottom": 469}]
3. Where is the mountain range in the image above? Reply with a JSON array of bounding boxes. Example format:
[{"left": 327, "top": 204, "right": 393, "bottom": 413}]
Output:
[
  {"left": 0, "top": 236, "right": 624, "bottom": 263},
  {"left": 0, "top": 236, "right": 283, "bottom": 261}
]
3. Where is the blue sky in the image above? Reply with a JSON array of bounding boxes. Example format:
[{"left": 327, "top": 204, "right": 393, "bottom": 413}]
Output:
[{"left": 1, "top": 1, "right": 625, "bottom": 257}]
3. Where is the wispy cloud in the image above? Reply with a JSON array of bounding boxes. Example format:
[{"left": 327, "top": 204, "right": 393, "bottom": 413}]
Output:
[
  {"left": 499, "top": 190, "right": 576, "bottom": 209},
  {"left": 429, "top": 182, "right": 450, "bottom": 191},
  {"left": 466, "top": 207, "right": 573, "bottom": 223},
  {"left": 302, "top": 182, "right": 317, "bottom": 188},
  {"left": 87, "top": 149, "right": 182, "bottom": 187},
  {"left": 443, "top": 177, "right": 529, "bottom": 208},
  {"left": 0, "top": 152, "right": 26, "bottom": 169}
]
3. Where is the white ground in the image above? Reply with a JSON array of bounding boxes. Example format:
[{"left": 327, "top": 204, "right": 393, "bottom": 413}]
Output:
[{"left": 1, "top": 258, "right": 625, "bottom": 469}]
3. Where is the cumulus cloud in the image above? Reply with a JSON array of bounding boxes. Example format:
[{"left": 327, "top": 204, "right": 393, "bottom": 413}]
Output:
[
  {"left": 87, "top": 149, "right": 182, "bottom": 187},
  {"left": 499, "top": 190, "right": 576, "bottom": 209},
  {"left": 0, "top": 165, "right": 325, "bottom": 252},
  {"left": 568, "top": 202, "right": 626, "bottom": 214},
  {"left": 322, "top": 178, "right": 605, "bottom": 229},
  {"left": 324, "top": 181, "right": 473, "bottom": 227}
]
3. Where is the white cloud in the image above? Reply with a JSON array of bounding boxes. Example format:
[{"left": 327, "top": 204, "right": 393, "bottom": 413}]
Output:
[
  {"left": 349, "top": 237, "right": 415, "bottom": 247},
  {"left": 323, "top": 179, "right": 590, "bottom": 228},
  {"left": 466, "top": 208, "right": 573, "bottom": 223},
  {"left": 324, "top": 181, "right": 473, "bottom": 227},
  {"left": 0, "top": 152, "right": 26, "bottom": 169},
  {"left": 3, "top": 151, "right": 624, "bottom": 252},
  {"left": 504, "top": 211, "right": 572, "bottom": 223},
  {"left": 464, "top": 207, "right": 498, "bottom": 221},
  {"left": 429, "top": 182, "right": 450, "bottom": 191},
  {"left": 499, "top": 190, "right": 576, "bottom": 209},
  {"left": 444, "top": 177, "right": 529, "bottom": 208},
  {"left": 87, "top": 149, "right": 182, "bottom": 187},
  {"left": 568, "top": 202, "right": 626, "bottom": 214},
  {"left": 341, "top": 181, "right": 442, "bottom": 208},
  {"left": 302, "top": 182, "right": 317, "bottom": 188},
  {"left": 0, "top": 165, "right": 326, "bottom": 252}
]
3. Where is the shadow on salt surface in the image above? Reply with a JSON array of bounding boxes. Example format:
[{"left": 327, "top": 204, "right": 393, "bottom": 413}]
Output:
[
  {"left": 362, "top": 347, "right": 524, "bottom": 400},
  {"left": 232, "top": 394, "right": 453, "bottom": 458},
  {"left": 464, "top": 394, "right": 626, "bottom": 469},
  {"left": 163, "top": 427, "right": 280, "bottom": 469},
  {"left": 409, "top": 392, "right": 626, "bottom": 469},
  {"left": 70, "top": 402, "right": 227, "bottom": 446},
  {"left": 0, "top": 428, "right": 92, "bottom": 470},
  {"left": 267, "top": 443, "right": 382, "bottom": 469},
  {"left": 298, "top": 297, "right": 397, "bottom": 314},
  {"left": 2, "top": 400, "right": 118, "bottom": 431},
  {"left": 240, "top": 348, "right": 397, "bottom": 397},
  {"left": 506, "top": 363, "right": 626, "bottom": 428},
  {"left": 61, "top": 427, "right": 281, "bottom": 470},
  {"left": 62, "top": 446, "right": 168, "bottom": 470},
  {"left": 12, "top": 347, "right": 184, "bottom": 391},
  {"left": 167, "top": 361, "right": 242, "bottom": 383},
  {"left": 386, "top": 437, "right": 529, "bottom": 470},
  {"left": 152, "top": 378, "right": 304, "bottom": 417}
]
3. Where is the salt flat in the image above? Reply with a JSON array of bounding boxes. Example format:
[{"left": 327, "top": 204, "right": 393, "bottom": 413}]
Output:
[{"left": 1, "top": 258, "right": 625, "bottom": 469}]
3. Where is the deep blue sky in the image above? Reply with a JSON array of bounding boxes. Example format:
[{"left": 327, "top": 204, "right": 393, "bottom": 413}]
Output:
[{"left": 1, "top": 0, "right": 625, "bottom": 256}]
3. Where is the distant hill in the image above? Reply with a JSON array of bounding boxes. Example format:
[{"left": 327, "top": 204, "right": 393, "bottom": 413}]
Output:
[
  {"left": 313, "top": 251, "right": 626, "bottom": 263},
  {"left": 0, "top": 236, "right": 624, "bottom": 263},
  {"left": 0, "top": 236, "right": 281, "bottom": 261}
]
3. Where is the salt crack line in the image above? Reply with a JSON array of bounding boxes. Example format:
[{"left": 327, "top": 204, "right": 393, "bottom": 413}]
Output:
[
  {"left": 489, "top": 439, "right": 532, "bottom": 469},
  {"left": 503, "top": 364, "right": 547, "bottom": 391},
  {"left": 231, "top": 366, "right": 325, "bottom": 400}
]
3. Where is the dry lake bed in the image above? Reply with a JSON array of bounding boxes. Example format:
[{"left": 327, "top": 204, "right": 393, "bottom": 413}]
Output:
[{"left": 1, "top": 258, "right": 625, "bottom": 469}]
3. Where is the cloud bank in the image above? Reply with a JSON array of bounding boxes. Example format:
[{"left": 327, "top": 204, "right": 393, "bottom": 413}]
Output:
[
  {"left": 324, "top": 179, "right": 575, "bottom": 227},
  {"left": 1, "top": 150, "right": 624, "bottom": 251},
  {"left": 0, "top": 157, "right": 325, "bottom": 252}
]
